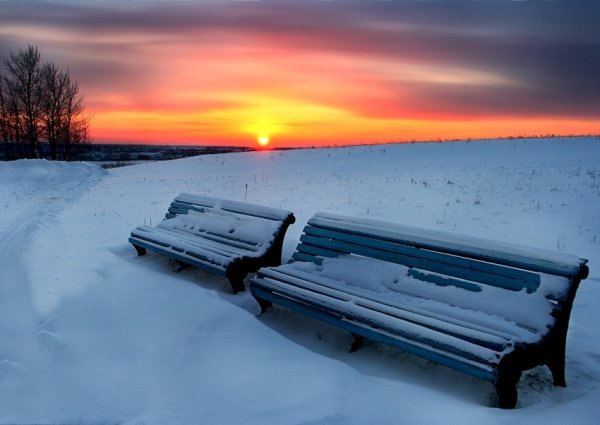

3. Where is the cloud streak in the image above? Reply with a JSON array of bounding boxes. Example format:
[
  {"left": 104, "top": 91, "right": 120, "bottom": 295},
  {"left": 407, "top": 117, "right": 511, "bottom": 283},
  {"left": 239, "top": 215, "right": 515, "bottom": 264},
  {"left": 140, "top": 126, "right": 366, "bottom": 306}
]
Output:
[{"left": 1, "top": 0, "right": 598, "bottom": 145}]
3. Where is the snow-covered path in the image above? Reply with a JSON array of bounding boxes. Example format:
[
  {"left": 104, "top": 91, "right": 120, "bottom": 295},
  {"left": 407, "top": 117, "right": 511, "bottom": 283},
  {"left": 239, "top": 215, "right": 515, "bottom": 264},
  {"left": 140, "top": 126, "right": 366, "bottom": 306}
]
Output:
[
  {"left": 1, "top": 138, "right": 599, "bottom": 424},
  {"left": 0, "top": 161, "right": 106, "bottom": 417}
]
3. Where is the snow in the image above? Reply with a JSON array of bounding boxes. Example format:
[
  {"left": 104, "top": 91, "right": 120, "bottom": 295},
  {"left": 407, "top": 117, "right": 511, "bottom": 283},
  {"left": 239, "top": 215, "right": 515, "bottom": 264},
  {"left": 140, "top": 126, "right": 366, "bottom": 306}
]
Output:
[
  {"left": 1, "top": 137, "right": 599, "bottom": 424},
  {"left": 176, "top": 192, "right": 295, "bottom": 221},
  {"left": 276, "top": 254, "right": 558, "bottom": 340},
  {"left": 129, "top": 194, "right": 291, "bottom": 270},
  {"left": 309, "top": 212, "right": 587, "bottom": 277},
  {"left": 157, "top": 207, "right": 283, "bottom": 251}
]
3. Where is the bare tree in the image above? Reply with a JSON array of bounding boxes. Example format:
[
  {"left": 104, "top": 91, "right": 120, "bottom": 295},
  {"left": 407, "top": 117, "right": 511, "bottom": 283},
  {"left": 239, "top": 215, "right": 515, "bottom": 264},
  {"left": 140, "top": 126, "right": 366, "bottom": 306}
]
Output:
[
  {"left": 41, "top": 63, "right": 92, "bottom": 160},
  {"left": 0, "top": 75, "right": 10, "bottom": 158},
  {"left": 0, "top": 71, "right": 24, "bottom": 160},
  {"left": 41, "top": 63, "right": 67, "bottom": 160},
  {"left": 1, "top": 45, "right": 91, "bottom": 160},
  {"left": 61, "top": 77, "right": 91, "bottom": 161},
  {"left": 3, "top": 45, "right": 44, "bottom": 158}
]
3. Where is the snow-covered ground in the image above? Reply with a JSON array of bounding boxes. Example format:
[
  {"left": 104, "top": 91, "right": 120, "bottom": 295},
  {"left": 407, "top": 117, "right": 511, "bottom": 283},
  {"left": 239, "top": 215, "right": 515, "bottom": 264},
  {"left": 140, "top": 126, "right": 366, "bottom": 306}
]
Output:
[{"left": 1, "top": 137, "right": 599, "bottom": 424}]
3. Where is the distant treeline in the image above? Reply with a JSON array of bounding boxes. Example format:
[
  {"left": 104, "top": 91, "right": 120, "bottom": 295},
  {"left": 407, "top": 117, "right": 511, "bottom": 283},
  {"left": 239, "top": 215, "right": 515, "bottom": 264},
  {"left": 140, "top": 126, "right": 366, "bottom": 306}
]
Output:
[{"left": 10, "top": 144, "right": 253, "bottom": 165}]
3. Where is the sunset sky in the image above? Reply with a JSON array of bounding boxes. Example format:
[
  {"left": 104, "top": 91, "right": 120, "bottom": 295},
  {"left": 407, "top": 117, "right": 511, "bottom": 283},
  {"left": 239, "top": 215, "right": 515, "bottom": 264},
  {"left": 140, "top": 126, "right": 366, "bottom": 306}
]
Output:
[{"left": 1, "top": 0, "right": 599, "bottom": 148}]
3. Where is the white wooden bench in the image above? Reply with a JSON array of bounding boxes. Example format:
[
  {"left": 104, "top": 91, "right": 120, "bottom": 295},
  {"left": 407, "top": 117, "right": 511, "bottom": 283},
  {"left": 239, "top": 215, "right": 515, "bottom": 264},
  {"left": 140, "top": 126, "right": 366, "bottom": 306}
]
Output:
[
  {"left": 129, "top": 193, "right": 295, "bottom": 293},
  {"left": 249, "top": 212, "right": 589, "bottom": 408}
]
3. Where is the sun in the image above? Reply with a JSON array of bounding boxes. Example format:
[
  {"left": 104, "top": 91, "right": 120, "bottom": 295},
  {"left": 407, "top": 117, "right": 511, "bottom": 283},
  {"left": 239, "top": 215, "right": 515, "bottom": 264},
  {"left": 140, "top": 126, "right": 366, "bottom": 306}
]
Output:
[{"left": 257, "top": 135, "right": 270, "bottom": 147}]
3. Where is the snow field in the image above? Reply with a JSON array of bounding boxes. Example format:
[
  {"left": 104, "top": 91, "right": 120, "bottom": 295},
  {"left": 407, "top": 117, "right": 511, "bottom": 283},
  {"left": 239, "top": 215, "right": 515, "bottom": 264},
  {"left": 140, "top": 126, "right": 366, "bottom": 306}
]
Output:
[{"left": 1, "top": 137, "right": 599, "bottom": 424}]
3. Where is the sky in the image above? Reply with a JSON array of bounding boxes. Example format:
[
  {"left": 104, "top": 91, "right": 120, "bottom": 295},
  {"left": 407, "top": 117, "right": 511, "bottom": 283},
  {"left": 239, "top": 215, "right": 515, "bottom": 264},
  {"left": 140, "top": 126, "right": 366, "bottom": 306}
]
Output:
[{"left": 0, "top": 0, "right": 599, "bottom": 148}]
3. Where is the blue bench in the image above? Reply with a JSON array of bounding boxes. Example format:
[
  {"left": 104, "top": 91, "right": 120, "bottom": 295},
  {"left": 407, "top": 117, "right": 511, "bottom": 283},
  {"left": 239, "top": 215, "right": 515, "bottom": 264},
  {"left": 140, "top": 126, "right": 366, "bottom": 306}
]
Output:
[
  {"left": 129, "top": 193, "right": 295, "bottom": 293},
  {"left": 249, "top": 212, "right": 589, "bottom": 408}
]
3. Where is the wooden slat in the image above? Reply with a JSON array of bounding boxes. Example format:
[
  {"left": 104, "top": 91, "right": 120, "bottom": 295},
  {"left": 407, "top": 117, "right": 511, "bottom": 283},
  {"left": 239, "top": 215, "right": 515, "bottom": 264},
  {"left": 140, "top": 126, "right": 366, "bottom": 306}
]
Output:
[
  {"left": 128, "top": 237, "right": 228, "bottom": 275},
  {"left": 407, "top": 269, "right": 482, "bottom": 293},
  {"left": 296, "top": 241, "right": 345, "bottom": 259},
  {"left": 255, "top": 275, "right": 495, "bottom": 362},
  {"left": 167, "top": 224, "right": 262, "bottom": 250},
  {"left": 252, "top": 274, "right": 504, "bottom": 368},
  {"left": 304, "top": 226, "right": 540, "bottom": 287},
  {"left": 129, "top": 234, "right": 233, "bottom": 265},
  {"left": 129, "top": 233, "right": 170, "bottom": 248},
  {"left": 257, "top": 266, "right": 527, "bottom": 344},
  {"left": 170, "top": 201, "right": 208, "bottom": 212},
  {"left": 298, "top": 232, "right": 540, "bottom": 293},
  {"left": 130, "top": 226, "right": 252, "bottom": 259},
  {"left": 251, "top": 284, "right": 497, "bottom": 381},
  {"left": 174, "top": 193, "right": 295, "bottom": 222},
  {"left": 134, "top": 225, "right": 259, "bottom": 254},
  {"left": 291, "top": 251, "right": 323, "bottom": 265},
  {"left": 204, "top": 231, "right": 260, "bottom": 248},
  {"left": 309, "top": 213, "right": 586, "bottom": 278}
]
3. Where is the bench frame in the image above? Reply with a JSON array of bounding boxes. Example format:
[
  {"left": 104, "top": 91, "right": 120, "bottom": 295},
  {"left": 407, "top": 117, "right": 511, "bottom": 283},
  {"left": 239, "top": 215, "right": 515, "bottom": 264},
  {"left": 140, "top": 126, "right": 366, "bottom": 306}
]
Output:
[
  {"left": 250, "top": 213, "right": 589, "bottom": 408},
  {"left": 129, "top": 193, "right": 295, "bottom": 293}
]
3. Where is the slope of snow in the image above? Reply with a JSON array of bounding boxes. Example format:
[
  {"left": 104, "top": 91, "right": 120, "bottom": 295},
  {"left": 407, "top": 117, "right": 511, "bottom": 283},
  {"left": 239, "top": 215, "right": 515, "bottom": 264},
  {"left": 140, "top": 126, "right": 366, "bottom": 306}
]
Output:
[{"left": 1, "top": 138, "right": 599, "bottom": 424}]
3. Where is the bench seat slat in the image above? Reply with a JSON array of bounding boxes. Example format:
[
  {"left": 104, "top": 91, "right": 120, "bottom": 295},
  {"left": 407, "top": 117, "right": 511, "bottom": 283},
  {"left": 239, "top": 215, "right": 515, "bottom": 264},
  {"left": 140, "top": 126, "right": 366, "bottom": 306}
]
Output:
[
  {"left": 130, "top": 230, "right": 239, "bottom": 268},
  {"left": 132, "top": 225, "right": 257, "bottom": 258},
  {"left": 159, "top": 213, "right": 281, "bottom": 251},
  {"left": 282, "top": 255, "right": 553, "bottom": 336},
  {"left": 251, "top": 284, "right": 497, "bottom": 381},
  {"left": 158, "top": 226, "right": 261, "bottom": 252},
  {"left": 202, "top": 233, "right": 257, "bottom": 251},
  {"left": 254, "top": 273, "right": 504, "bottom": 366},
  {"left": 257, "top": 266, "right": 529, "bottom": 348},
  {"left": 345, "top": 313, "right": 497, "bottom": 381},
  {"left": 257, "top": 265, "right": 536, "bottom": 342},
  {"left": 128, "top": 237, "right": 228, "bottom": 274},
  {"left": 172, "top": 225, "right": 262, "bottom": 250}
]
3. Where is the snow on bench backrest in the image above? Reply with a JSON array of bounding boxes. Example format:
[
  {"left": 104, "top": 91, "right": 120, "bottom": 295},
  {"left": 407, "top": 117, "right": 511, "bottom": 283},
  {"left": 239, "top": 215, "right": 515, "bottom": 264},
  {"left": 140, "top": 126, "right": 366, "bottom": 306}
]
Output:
[
  {"left": 308, "top": 212, "right": 588, "bottom": 279},
  {"left": 170, "top": 193, "right": 294, "bottom": 222},
  {"left": 296, "top": 222, "right": 541, "bottom": 294},
  {"left": 156, "top": 193, "right": 294, "bottom": 252},
  {"left": 157, "top": 209, "right": 283, "bottom": 251}
]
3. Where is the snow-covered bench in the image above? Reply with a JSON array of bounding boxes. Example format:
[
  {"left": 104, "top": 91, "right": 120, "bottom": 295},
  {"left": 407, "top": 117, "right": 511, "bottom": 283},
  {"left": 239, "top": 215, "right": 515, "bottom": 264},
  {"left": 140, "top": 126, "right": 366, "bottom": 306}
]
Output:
[
  {"left": 249, "top": 212, "right": 589, "bottom": 408},
  {"left": 129, "top": 193, "right": 295, "bottom": 293}
]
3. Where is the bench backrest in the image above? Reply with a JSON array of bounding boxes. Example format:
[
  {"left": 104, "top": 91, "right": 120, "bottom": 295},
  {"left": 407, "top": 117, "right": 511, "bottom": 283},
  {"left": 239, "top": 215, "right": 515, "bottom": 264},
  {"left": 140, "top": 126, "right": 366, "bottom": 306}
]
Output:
[
  {"left": 166, "top": 193, "right": 295, "bottom": 222},
  {"left": 160, "top": 193, "right": 295, "bottom": 250},
  {"left": 291, "top": 212, "right": 588, "bottom": 298}
]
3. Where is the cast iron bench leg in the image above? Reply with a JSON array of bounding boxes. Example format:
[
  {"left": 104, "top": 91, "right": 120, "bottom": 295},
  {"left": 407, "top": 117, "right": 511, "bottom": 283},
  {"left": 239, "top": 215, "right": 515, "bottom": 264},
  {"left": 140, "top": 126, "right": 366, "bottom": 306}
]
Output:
[
  {"left": 548, "top": 356, "right": 567, "bottom": 387},
  {"left": 495, "top": 367, "right": 521, "bottom": 409},
  {"left": 226, "top": 268, "right": 246, "bottom": 294},
  {"left": 255, "top": 297, "right": 273, "bottom": 315},
  {"left": 175, "top": 260, "right": 190, "bottom": 273},
  {"left": 132, "top": 244, "right": 146, "bottom": 256},
  {"left": 349, "top": 333, "right": 364, "bottom": 353}
]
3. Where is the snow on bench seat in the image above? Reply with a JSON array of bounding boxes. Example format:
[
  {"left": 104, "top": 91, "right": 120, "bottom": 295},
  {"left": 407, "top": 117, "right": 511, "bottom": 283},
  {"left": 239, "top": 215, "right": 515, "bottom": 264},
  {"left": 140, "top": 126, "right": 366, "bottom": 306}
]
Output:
[
  {"left": 249, "top": 212, "right": 589, "bottom": 408},
  {"left": 129, "top": 193, "right": 295, "bottom": 293}
]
